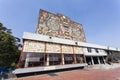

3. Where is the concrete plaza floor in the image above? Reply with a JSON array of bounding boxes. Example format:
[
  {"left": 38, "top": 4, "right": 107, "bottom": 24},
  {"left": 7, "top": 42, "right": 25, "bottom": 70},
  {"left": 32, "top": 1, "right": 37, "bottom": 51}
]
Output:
[{"left": 13, "top": 67, "right": 120, "bottom": 80}]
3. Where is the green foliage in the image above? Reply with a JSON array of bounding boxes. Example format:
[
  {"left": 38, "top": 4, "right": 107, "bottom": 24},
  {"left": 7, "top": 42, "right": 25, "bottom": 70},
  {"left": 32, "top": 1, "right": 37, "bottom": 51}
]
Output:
[
  {"left": 11, "top": 62, "right": 17, "bottom": 67},
  {"left": 107, "top": 56, "right": 112, "bottom": 62},
  {"left": 0, "top": 23, "right": 21, "bottom": 68}
]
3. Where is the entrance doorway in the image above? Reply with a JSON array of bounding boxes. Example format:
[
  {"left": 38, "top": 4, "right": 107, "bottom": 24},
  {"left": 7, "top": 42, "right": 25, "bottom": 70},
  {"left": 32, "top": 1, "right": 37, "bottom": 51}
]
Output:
[
  {"left": 93, "top": 57, "right": 99, "bottom": 64},
  {"left": 99, "top": 56, "right": 104, "bottom": 64},
  {"left": 86, "top": 57, "right": 92, "bottom": 65}
]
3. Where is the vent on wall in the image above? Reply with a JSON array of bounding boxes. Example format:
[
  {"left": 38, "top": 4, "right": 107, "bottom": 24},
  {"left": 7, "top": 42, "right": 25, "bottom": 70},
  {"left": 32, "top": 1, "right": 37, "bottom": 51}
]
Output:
[
  {"left": 49, "top": 36, "right": 52, "bottom": 39},
  {"left": 75, "top": 42, "right": 78, "bottom": 45}
]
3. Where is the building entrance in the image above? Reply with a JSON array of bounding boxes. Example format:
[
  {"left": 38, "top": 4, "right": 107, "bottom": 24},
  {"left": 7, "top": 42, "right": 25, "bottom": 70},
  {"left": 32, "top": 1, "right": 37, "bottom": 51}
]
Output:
[
  {"left": 93, "top": 57, "right": 99, "bottom": 64},
  {"left": 86, "top": 56, "right": 92, "bottom": 65}
]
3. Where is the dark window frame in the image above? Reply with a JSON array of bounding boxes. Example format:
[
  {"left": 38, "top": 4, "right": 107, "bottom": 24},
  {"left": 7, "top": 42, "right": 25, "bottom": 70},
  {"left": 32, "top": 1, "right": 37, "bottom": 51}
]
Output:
[
  {"left": 49, "top": 53, "right": 61, "bottom": 65},
  {"left": 27, "top": 53, "right": 46, "bottom": 67},
  {"left": 95, "top": 48, "right": 99, "bottom": 53},
  {"left": 87, "top": 47, "right": 92, "bottom": 53},
  {"left": 64, "top": 54, "right": 74, "bottom": 64}
]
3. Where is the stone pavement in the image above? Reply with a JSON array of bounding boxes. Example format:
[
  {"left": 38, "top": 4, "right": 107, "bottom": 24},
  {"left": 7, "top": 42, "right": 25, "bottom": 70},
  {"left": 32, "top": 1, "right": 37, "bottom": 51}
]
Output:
[
  {"left": 84, "top": 63, "right": 120, "bottom": 70},
  {"left": 13, "top": 67, "right": 120, "bottom": 80}
]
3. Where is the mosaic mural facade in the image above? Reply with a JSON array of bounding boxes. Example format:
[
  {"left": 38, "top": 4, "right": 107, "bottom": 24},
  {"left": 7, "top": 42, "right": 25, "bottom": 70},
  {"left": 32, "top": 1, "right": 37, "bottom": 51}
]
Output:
[{"left": 36, "top": 9, "right": 86, "bottom": 42}]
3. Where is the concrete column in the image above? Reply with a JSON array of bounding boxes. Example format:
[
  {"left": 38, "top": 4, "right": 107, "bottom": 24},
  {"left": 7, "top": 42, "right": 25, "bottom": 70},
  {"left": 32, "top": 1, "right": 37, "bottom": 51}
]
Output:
[
  {"left": 46, "top": 54, "right": 49, "bottom": 66},
  {"left": 83, "top": 54, "right": 86, "bottom": 63},
  {"left": 91, "top": 57, "right": 94, "bottom": 65},
  {"left": 97, "top": 57, "right": 101, "bottom": 64},
  {"left": 103, "top": 57, "right": 106, "bottom": 64},
  {"left": 25, "top": 53, "right": 29, "bottom": 67},
  {"left": 62, "top": 54, "right": 65, "bottom": 65}
]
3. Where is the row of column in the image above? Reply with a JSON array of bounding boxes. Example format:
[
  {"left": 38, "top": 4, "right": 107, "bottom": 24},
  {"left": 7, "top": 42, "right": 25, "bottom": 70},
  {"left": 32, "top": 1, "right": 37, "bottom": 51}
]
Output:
[
  {"left": 25, "top": 54, "right": 106, "bottom": 67},
  {"left": 91, "top": 56, "right": 106, "bottom": 65},
  {"left": 25, "top": 54, "right": 66, "bottom": 67},
  {"left": 46, "top": 54, "right": 65, "bottom": 66}
]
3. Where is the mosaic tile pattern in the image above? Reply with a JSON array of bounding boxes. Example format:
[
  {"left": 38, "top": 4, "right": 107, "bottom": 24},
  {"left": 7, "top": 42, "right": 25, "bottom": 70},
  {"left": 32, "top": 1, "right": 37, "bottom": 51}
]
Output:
[
  {"left": 23, "top": 40, "right": 83, "bottom": 54},
  {"left": 36, "top": 9, "right": 86, "bottom": 42}
]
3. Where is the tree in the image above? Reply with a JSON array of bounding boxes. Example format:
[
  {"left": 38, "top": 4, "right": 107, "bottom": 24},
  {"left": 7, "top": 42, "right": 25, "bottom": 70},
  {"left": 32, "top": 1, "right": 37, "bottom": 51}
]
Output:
[{"left": 0, "top": 23, "right": 21, "bottom": 68}]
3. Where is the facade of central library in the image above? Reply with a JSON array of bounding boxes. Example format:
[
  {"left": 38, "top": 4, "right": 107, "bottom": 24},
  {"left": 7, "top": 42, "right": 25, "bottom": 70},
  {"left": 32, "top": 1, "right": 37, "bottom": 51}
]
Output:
[
  {"left": 19, "top": 32, "right": 107, "bottom": 68},
  {"left": 16, "top": 9, "right": 120, "bottom": 74},
  {"left": 21, "top": 40, "right": 85, "bottom": 67},
  {"left": 18, "top": 10, "right": 107, "bottom": 68}
]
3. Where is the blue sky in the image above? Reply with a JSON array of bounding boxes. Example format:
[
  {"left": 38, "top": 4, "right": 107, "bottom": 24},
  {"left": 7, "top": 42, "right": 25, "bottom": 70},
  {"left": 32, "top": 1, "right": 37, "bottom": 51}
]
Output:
[{"left": 0, "top": 0, "right": 120, "bottom": 48}]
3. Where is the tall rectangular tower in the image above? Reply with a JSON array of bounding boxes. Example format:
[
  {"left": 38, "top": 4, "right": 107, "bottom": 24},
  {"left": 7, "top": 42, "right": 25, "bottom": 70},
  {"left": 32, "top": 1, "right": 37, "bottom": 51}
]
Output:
[{"left": 36, "top": 9, "right": 86, "bottom": 42}]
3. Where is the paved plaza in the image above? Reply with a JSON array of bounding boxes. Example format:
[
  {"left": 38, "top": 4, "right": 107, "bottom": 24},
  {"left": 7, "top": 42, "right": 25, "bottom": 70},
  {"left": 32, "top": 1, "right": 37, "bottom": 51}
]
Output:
[{"left": 14, "top": 67, "right": 120, "bottom": 80}]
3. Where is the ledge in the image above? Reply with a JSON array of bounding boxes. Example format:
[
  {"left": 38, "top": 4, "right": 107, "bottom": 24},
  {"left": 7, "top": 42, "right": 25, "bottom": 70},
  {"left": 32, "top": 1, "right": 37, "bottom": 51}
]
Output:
[{"left": 13, "top": 63, "right": 87, "bottom": 74}]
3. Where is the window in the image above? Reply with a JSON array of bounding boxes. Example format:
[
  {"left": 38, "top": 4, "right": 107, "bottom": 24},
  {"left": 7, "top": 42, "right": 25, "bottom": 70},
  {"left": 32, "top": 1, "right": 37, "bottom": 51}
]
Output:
[
  {"left": 28, "top": 62, "right": 44, "bottom": 67},
  {"left": 19, "top": 60, "right": 25, "bottom": 68},
  {"left": 19, "top": 52, "right": 27, "bottom": 68},
  {"left": 76, "top": 54, "right": 83, "bottom": 63},
  {"left": 95, "top": 49, "right": 99, "bottom": 53},
  {"left": 64, "top": 54, "right": 74, "bottom": 64},
  {"left": 28, "top": 53, "right": 46, "bottom": 67},
  {"left": 87, "top": 48, "right": 91, "bottom": 52},
  {"left": 49, "top": 54, "right": 61, "bottom": 65}
]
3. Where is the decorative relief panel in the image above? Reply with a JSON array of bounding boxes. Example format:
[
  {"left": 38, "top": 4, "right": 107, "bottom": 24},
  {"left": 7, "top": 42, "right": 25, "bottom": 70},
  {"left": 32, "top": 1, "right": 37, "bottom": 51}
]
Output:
[
  {"left": 62, "top": 45, "right": 73, "bottom": 54},
  {"left": 36, "top": 9, "right": 86, "bottom": 42},
  {"left": 46, "top": 16, "right": 60, "bottom": 31},
  {"left": 74, "top": 47, "right": 83, "bottom": 54},
  {"left": 23, "top": 40, "right": 45, "bottom": 52},
  {"left": 46, "top": 43, "right": 60, "bottom": 53},
  {"left": 23, "top": 40, "right": 84, "bottom": 55}
]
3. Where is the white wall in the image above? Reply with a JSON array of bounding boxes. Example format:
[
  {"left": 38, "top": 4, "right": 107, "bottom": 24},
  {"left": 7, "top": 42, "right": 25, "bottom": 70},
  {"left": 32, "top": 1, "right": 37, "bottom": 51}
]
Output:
[{"left": 83, "top": 47, "right": 107, "bottom": 56}]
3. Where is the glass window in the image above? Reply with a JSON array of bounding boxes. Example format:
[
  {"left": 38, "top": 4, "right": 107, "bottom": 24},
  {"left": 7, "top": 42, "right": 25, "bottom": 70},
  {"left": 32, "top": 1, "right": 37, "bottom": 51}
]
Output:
[
  {"left": 28, "top": 62, "right": 44, "bottom": 67},
  {"left": 95, "top": 49, "right": 99, "bottom": 53},
  {"left": 64, "top": 54, "right": 74, "bottom": 64},
  {"left": 87, "top": 47, "right": 91, "bottom": 52},
  {"left": 49, "top": 53, "right": 61, "bottom": 65},
  {"left": 27, "top": 53, "right": 45, "bottom": 67},
  {"left": 19, "top": 52, "right": 28, "bottom": 68},
  {"left": 76, "top": 54, "right": 84, "bottom": 63}
]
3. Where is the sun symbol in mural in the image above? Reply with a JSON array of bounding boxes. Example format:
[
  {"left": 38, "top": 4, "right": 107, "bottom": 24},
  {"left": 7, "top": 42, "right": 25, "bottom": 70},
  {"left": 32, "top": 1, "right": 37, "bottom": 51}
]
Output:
[
  {"left": 71, "top": 27, "right": 81, "bottom": 37},
  {"left": 46, "top": 16, "right": 60, "bottom": 31}
]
